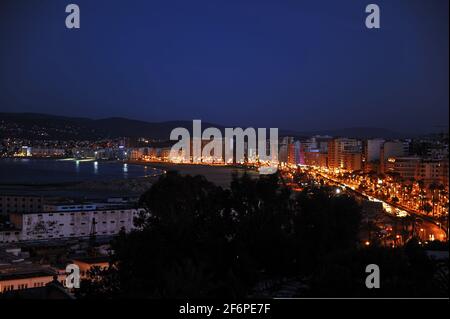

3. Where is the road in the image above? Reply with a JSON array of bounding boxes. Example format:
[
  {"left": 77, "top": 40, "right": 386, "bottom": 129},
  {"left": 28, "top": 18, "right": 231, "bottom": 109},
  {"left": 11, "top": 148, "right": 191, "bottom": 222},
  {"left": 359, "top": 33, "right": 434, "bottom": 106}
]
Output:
[{"left": 306, "top": 168, "right": 448, "bottom": 242}]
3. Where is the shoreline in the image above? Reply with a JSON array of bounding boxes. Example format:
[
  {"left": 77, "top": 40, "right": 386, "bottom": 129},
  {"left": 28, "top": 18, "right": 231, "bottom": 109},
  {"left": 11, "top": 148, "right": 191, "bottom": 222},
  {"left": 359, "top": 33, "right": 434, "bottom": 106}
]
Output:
[
  {"left": 127, "top": 159, "right": 259, "bottom": 172},
  {"left": 0, "top": 158, "right": 257, "bottom": 197}
]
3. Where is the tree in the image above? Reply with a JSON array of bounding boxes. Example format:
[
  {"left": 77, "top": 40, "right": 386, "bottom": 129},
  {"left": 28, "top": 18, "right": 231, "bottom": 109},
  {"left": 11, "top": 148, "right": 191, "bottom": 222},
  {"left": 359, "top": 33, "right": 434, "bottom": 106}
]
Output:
[
  {"left": 429, "top": 183, "right": 438, "bottom": 216},
  {"left": 76, "top": 265, "right": 120, "bottom": 299},
  {"left": 417, "top": 179, "right": 427, "bottom": 213},
  {"left": 292, "top": 186, "right": 362, "bottom": 273},
  {"left": 422, "top": 203, "right": 433, "bottom": 216},
  {"left": 309, "top": 241, "right": 439, "bottom": 297},
  {"left": 77, "top": 171, "right": 299, "bottom": 298},
  {"left": 117, "top": 171, "right": 240, "bottom": 298},
  {"left": 436, "top": 184, "right": 445, "bottom": 216},
  {"left": 76, "top": 171, "right": 444, "bottom": 298}
]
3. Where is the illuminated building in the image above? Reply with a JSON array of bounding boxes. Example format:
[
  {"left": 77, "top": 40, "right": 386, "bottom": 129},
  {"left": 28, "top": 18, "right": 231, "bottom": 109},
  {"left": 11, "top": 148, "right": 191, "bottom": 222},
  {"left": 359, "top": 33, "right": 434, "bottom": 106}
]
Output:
[
  {"left": 0, "top": 248, "right": 68, "bottom": 295},
  {"left": 362, "top": 139, "right": 384, "bottom": 172},
  {"left": 342, "top": 152, "right": 362, "bottom": 171},
  {"left": 417, "top": 159, "right": 449, "bottom": 186},
  {"left": 29, "top": 147, "right": 65, "bottom": 157},
  {"left": 327, "top": 138, "right": 362, "bottom": 170},
  {"left": 386, "top": 157, "right": 449, "bottom": 187},
  {"left": 380, "top": 140, "right": 409, "bottom": 173},
  {"left": 287, "top": 142, "right": 296, "bottom": 165},
  {"left": 304, "top": 150, "right": 328, "bottom": 167},
  {"left": 385, "top": 156, "right": 421, "bottom": 180},
  {"left": 0, "top": 269, "right": 66, "bottom": 293},
  {"left": 279, "top": 137, "right": 294, "bottom": 164},
  {"left": 72, "top": 256, "right": 109, "bottom": 278}
]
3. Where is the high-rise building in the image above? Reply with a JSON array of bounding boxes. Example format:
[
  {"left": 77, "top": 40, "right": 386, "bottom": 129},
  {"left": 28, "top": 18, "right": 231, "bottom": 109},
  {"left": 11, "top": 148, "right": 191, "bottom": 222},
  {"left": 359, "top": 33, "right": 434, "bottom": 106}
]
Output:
[
  {"left": 385, "top": 156, "right": 420, "bottom": 180},
  {"left": 327, "top": 138, "right": 362, "bottom": 170},
  {"left": 343, "top": 153, "right": 363, "bottom": 171},
  {"left": 417, "top": 159, "right": 449, "bottom": 186},
  {"left": 386, "top": 157, "right": 449, "bottom": 187},
  {"left": 381, "top": 141, "right": 409, "bottom": 161},
  {"left": 293, "top": 141, "right": 302, "bottom": 165},
  {"left": 304, "top": 150, "right": 328, "bottom": 167},
  {"left": 279, "top": 137, "right": 294, "bottom": 164},
  {"left": 363, "top": 139, "right": 385, "bottom": 163},
  {"left": 380, "top": 140, "right": 409, "bottom": 173}
]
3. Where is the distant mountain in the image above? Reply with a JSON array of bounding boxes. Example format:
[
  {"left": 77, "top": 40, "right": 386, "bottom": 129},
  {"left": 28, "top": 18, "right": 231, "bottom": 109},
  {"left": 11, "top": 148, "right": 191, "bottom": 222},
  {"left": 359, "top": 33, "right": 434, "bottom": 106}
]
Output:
[
  {"left": 93, "top": 117, "right": 227, "bottom": 139},
  {"left": 289, "top": 127, "right": 408, "bottom": 139},
  {"left": 0, "top": 112, "right": 408, "bottom": 140},
  {"left": 0, "top": 113, "right": 224, "bottom": 140}
]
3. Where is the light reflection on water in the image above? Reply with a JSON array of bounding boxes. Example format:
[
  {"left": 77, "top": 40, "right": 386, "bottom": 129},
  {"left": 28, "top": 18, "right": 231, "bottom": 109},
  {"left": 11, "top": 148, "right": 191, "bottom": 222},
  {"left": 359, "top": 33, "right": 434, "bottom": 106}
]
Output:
[{"left": 0, "top": 158, "right": 161, "bottom": 184}]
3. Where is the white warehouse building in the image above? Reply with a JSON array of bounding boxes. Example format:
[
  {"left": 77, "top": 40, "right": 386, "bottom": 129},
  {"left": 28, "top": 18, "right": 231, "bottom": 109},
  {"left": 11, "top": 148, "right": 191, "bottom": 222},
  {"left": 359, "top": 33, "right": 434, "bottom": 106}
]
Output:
[{"left": 1, "top": 202, "right": 144, "bottom": 243}]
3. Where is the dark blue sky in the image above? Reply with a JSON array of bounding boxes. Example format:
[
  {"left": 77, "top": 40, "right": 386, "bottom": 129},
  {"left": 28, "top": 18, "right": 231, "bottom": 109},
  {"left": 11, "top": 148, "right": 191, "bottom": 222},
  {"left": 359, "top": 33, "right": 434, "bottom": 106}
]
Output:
[{"left": 0, "top": 0, "right": 448, "bottom": 134}]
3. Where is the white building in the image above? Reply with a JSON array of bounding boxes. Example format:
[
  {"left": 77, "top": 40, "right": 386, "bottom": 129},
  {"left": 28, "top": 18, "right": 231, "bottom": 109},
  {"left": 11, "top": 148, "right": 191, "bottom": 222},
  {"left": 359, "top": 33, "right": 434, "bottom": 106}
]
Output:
[
  {"left": 381, "top": 140, "right": 409, "bottom": 161},
  {"left": 1, "top": 202, "right": 144, "bottom": 243},
  {"left": 0, "top": 230, "right": 21, "bottom": 244},
  {"left": 364, "top": 138, "right": 385, "bottom": 163}
]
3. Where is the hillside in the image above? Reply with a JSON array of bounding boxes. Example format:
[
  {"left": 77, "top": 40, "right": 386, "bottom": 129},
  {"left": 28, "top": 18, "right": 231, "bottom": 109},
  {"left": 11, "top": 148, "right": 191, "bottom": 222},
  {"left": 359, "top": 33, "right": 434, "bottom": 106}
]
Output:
[{"left": 0, "top": 112, "right": 407, "bottom": 140}]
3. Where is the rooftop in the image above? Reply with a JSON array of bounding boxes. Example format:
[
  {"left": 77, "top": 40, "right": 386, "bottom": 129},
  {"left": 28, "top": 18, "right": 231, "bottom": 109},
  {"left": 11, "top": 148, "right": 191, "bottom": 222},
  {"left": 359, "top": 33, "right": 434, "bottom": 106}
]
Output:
[
  {"left": 72, "top": 255, "right": 110, "bottom": 265},
  {"left": 0, "top": 270, "right": 55, "bottom": 281},
  {"left": 11, "top": 203, "right": 139, "bottom": 215},
  {"left": 0, "top": 281, "right": 74, "bottom": 299}
]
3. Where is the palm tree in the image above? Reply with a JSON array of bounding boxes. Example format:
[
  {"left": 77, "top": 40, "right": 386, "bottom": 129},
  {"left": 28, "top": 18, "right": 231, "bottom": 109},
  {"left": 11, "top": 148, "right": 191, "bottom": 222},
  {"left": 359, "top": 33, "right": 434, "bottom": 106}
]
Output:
[
  {"left": 437, "top": 184, "right": 446, "bottom": 216},
  {"left": 392, "top": 196, "right": 399, "bottom": 204},
  {"left": 428, "top": 183, "right": 437, "bottom": 217},
  {"left": 405, "top": 215, "right": 416, "bottom": 238},
  {"left": 422, "top": 203, "right": 433, "bottom": 216},
  {"left": 405, "top": 184, "right": 412, "bottom": 203},
  {"left": 417, "top": 179, "right": 426, "bottom": 213}
]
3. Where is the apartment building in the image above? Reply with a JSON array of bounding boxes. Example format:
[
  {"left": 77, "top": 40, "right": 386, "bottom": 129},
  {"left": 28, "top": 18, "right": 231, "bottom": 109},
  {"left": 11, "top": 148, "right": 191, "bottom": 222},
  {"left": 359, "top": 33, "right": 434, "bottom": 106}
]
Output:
[
  {"left": 328, "top": 138, "right": 362, "bottom": 171},
  {"left": 0, "top": 195, "right": 45, "bottom": 216},
  {"left": 1, "top": 201, "right": 144, "bottom": 243}
]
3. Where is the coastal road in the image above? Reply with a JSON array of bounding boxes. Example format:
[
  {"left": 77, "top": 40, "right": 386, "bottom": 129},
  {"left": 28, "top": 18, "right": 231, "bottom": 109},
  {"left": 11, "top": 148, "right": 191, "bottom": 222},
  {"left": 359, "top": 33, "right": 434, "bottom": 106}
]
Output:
[{"left": 309, "top": 169, "right": 448, "bottom": 242}]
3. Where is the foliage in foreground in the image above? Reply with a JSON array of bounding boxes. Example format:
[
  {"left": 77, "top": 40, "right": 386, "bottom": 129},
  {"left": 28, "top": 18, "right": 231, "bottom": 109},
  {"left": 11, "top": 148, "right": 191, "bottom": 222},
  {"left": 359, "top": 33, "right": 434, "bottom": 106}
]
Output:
[{"left": 76, "top": 171, "right": 447, "bottom": 298}]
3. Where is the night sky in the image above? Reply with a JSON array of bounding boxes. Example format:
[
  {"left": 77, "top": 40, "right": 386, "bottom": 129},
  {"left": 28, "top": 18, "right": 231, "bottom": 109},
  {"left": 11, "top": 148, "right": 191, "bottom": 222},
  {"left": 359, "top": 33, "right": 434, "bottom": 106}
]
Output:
[{"left": 0, "top": 0, "right": 448, "bottom": 134}]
